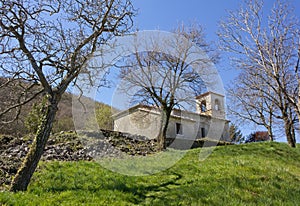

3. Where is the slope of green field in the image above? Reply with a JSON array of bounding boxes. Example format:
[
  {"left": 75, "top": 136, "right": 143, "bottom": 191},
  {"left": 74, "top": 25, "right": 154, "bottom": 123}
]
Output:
[{"left": 1, "top": 142, "right": 300, "bottom": 205}]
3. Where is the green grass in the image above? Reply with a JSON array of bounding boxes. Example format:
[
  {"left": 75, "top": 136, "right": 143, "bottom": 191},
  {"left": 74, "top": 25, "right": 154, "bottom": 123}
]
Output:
[{"left": 1, "top": 142, "right": 300, "bottom": 205}]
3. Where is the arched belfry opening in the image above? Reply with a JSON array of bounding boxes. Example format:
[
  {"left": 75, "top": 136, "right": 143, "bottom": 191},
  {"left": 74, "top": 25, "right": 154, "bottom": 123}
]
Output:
[
  {"left": 200, "top": 100, "right": 207, "bottom": 112},
  {"left": 196, "top": 91, "right": 225, "bottom": 119},
  {"left": 215, "top": 99, "right": 220, "bottom": 111}
]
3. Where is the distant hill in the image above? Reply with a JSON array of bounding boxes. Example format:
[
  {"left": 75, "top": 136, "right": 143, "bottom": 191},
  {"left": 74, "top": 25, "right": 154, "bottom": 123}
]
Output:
[{"left": 0, "top": 78, "right": 114, "bottom": 136}]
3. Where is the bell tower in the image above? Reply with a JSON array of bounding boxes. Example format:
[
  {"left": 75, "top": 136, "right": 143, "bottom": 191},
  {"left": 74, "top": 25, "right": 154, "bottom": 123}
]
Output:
[{"left": 196, "top": 91, "right": 225, "bottom": 119}]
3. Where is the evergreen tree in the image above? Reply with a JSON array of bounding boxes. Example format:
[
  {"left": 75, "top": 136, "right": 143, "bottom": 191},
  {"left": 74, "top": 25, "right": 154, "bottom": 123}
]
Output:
[{"left": 229, "top": 123, "right": 244, "bottom": 143}]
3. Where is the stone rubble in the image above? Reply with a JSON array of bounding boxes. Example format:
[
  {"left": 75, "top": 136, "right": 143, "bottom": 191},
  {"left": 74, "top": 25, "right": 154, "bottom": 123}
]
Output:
[
  {"left": 0, "top": 130, "right": 231, "bottom": 188},
  {"left": 0, "top": 130, "right": 158, "bottom": 187}
]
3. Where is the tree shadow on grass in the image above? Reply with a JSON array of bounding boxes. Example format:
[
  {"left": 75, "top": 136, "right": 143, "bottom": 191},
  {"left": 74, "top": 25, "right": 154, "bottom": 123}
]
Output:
[
  {"left": 43, "top": 171, "right": 183, "bottom": 205},
  {"left": 103, "top": 172, "right": 183, "bottom": 204}
]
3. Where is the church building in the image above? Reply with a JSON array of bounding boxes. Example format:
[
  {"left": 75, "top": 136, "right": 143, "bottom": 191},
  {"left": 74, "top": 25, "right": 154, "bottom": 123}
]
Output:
[{"left": 113, "top": 91, "right": 230, "bottom": 143}]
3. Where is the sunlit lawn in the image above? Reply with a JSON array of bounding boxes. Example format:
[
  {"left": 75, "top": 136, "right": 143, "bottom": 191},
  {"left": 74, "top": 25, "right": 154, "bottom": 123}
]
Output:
[{"left": 1, "top": 142, "right": 300, "bottom": 205}]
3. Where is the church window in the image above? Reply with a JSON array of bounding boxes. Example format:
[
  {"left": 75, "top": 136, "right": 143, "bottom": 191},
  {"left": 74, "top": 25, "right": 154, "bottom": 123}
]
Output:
[
  {"left": 176, "top": 123, "right": 183, "bottom": 135},
  {"left": 201, "top": 128, "right": 206, "bottom": 138}
]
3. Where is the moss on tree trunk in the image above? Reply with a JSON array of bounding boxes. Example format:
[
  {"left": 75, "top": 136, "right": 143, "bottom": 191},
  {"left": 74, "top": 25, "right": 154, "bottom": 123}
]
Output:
[{"left": 9, "top": 103, "right": 58, "bottom": 192}]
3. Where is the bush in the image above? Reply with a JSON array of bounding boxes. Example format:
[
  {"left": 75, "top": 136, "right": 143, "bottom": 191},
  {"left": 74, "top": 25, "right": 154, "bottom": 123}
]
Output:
[{"left": 245, "top": 131, "right": 270, "bottom": 143}]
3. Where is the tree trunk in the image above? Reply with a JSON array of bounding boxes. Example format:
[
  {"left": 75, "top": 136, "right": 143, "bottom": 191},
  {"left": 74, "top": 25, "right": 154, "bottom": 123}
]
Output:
[
  {"left": 283, "top": 116, "right": 296, "bottom": 148},
  {"left": 266, "top": 126, "right": 274, "bottom": 142},
  {"left": 157, "top": 109, "right": 171, "bottom": 151},
  {"left": 289, "top": 106, "right": 297, "bottom": 146},
  {"left": 267, "top": 109, "right": 274, "bottom": 141},
  {"left": 291, "top": 121, "right": 296, "bottom": 146},
  {"left": 297, "top": 112, "right": 300, "bottom": 132},
  {"left": 297, "top": 85, "right": 300, "bottom": 130},
  {"left": 10, "top": 102, "right": 58, "bottom": 192}
]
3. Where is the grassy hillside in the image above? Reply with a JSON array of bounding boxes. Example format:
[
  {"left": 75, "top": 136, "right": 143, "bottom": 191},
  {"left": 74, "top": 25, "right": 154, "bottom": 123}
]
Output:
[{"left": 1, "top": 142, "right": 300, "bottom": 205}]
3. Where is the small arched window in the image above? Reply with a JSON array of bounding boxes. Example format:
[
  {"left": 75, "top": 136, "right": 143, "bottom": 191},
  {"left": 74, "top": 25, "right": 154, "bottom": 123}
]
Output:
[
  {"left": 215, "top": 99, "right": 220, "bottom": 111},
  {"left": 200, "top": 100, "right": 207, "bottom": 112}
]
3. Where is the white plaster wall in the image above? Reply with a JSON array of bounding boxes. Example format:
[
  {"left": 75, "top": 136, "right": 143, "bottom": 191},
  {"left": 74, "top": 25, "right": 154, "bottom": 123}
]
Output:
[
  {"left": 167, "top": 118, "right": 198, "bottom": 140},
  {"left": 114, "top": 110, "right": 161, "bottom": 139},
  {"left": 114, "top": 107, "right": 230, "bottom": 141}
]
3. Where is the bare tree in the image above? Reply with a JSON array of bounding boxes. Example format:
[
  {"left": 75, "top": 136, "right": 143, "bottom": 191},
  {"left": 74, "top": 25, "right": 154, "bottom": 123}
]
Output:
[
  {"left": 0, "top": 0, "right": 135, "bottom": 191},
  {"left": 218, "top": 0, "right": 299, "bottom": 147},
  {"left": 227, "top": 68, "right": 284, "bottom": 142},
  {"left": 118, "top": 24, "right": 218, "bottom": 150}
]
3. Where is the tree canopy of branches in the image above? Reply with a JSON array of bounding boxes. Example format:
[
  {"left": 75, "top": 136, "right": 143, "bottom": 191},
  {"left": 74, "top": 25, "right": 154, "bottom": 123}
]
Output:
[
  {"left": 118, "top": 24, "right": 218, "bottom": 150},
  {"left": 218, "top": 0, "right": 299, "bottom": 147},
  {"left": 0, "top": 0, "right": 135, "bottom": 191},
  {"left": 227, "top": 70, "right": 279, "bottom": 141}
]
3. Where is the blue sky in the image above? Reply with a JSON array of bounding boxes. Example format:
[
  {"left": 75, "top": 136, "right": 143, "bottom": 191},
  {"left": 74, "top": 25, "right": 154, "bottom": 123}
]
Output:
[
  {"left": 131, "top": 0, "right": 300, "bottom": 85},
  {"left": 131, "top": 0, "right": 236, "bottom": 82},
  {"left": 132, "top": 0, "right": 239, "bottom": 39},
  {"left": 96, "top": 0, "right": 300, "bottom": 139}
]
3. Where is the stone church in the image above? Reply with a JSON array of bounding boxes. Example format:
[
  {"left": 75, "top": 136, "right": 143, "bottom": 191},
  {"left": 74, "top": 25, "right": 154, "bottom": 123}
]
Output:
[{"left": 113, "top": 91, "right": 230, "bottom": 142}]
